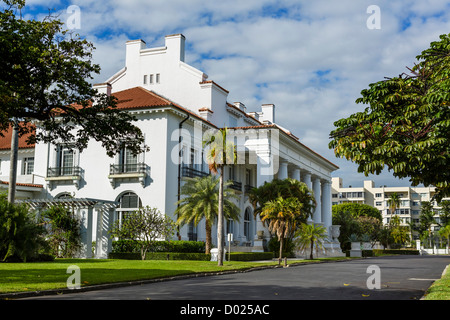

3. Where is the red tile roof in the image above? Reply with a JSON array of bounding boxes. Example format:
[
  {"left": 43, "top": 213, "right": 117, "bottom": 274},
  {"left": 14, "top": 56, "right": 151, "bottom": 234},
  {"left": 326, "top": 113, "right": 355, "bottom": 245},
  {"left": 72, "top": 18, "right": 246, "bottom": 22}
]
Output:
[
  {"left": 0, "top": 123, "right": 35, "bottom": 151},
  {"left": 0, "top": 180, "right": 43, "bottom": 189}
]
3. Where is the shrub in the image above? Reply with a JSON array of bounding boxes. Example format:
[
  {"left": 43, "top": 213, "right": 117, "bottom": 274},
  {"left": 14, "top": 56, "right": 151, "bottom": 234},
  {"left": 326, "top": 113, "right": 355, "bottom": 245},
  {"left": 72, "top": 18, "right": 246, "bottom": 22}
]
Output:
[
  {"left": 111, "top": 240, "right": 206, "bottom": 254},
  {"left": 41, "top": 205, "right": 81, "bottom": 258},
  {"left": 0, "top": 194, "right": 48, "bottom": 262}
]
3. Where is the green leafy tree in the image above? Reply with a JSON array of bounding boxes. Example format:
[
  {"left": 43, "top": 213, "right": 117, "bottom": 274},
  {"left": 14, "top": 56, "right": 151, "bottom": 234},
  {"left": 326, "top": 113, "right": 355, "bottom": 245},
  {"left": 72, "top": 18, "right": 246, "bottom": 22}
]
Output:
[
  {"left": 41, "top": 205, "right": 81, "bottom": 258},
  {"left": 110, "top": 206, "right": 177, "bottom": 260},
  {"left": 294, "top": 223, "right": 328, "bottom": 260},
  {"left": 389, "top": 215, "right": 410, "bottom": 247},
  {"left": 1, "top": 1, "right": 146, "bottom": 201},
  {"left": 260, "top": 196, "right": 305, "bottom": 263},
  {"left": 249, "top": 178, "right": 316, "bottom": 224},
  {"left": 175, "top": 175, "right": 240, "bottom": 254},
  {"left": 0, "top": 193, "right": 47, "bottom": 261},
  {"left": 438, "top": 200, "right": 450, "bottom": 227},
  {"left": 419, "top": 201, "right": 436, "bottom": 247},
  {"left": 329, "top": 33, "right": 450, "bottom": 201},
  {"left": 332, "top": 203, "right": 382, "bottom": 221}
]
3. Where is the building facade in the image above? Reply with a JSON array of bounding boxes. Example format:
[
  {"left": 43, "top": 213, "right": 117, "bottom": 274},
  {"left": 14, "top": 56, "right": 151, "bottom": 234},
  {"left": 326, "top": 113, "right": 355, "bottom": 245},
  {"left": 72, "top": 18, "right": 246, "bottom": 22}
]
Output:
[
  {"left": 331, "top": 177, "right": 450, "bottom": 239},
  {"left": 1, "top": 34, "right": 340, "bottom": 258}
]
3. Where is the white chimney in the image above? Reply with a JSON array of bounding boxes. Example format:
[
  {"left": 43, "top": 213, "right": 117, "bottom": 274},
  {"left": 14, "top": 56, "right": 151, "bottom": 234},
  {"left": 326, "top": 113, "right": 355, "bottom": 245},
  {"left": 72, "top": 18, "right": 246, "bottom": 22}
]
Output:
[
  {"left": 165, "top": 34, "right": 185, "bottom": 62},
  {"left": 261, "top": 104, "right": 275, "bottom": 124},
  {"left": 233, "top": 102, "right": 246, "bottom": 112},
  {"left": 93, "top": 82, "right": 112, "bottom": 96}
]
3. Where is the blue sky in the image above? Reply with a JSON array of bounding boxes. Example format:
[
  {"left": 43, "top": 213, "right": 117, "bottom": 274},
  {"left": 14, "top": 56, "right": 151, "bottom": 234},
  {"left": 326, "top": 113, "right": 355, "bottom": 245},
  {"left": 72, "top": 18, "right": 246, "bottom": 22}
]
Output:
[{"left": 18, "top": 0, "right": 450, "bottom": 188}]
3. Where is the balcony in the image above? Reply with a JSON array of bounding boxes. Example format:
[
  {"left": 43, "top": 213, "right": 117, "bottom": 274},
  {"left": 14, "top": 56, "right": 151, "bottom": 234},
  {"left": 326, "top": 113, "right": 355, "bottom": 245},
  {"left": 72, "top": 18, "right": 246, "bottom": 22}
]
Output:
[
  {"left": 229, "top": 180, "right": 242, "bottom": 192},
  {"left": 108, "top": 163, "right": 146, "bottom": 188},
  {"left": 45, "top": 166, "right": 82, "bottom": 189},
  {"left": 181, "top": 166, "right": 209, "bottom": 179}
]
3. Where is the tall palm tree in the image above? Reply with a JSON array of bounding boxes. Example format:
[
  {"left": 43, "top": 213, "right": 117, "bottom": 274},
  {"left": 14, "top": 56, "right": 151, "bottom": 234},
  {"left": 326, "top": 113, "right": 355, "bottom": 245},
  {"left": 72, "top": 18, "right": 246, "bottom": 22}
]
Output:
[
  {"left": 175, "top": 175, "right": 239, "bottom": 255},
  {"left": 387, "top": 192, "right": 401, "bottom": 216},
  {"left": 294, "top": 223, "right": 328, "bottom": 260},
  {"left": 203, "top": 128, "right": 236, "bottom": 266},
  {"left": 260, "top": 196, "right": 304, "bottom": 264}
]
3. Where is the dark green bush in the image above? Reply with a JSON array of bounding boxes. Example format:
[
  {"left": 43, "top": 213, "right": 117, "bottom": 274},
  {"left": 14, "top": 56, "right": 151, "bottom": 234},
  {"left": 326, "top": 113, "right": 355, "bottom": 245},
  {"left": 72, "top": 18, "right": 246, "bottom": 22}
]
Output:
[
  {"left": 267, "top": 237, "right": 296, "bottom": 258},
  {"left": 0, "top": 193, "right": 48, "bottom": 262},
  {"left": 108, "top": 252, "right": 211, "bottom": 261},
  {"left": 227, "top": 252, "right": 274, "bottom": 261},
  {"left": 111, "top": 240, "right": 206, "bottom": 254}
]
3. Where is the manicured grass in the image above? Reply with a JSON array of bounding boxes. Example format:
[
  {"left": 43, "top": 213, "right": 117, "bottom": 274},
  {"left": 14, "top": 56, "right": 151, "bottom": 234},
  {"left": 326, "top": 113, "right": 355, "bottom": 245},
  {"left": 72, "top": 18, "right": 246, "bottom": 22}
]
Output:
[
  {"left": 423, "top": 264, "right": 450, "bottom": 300},
  {"left": 0, "top": 257, "right": 358, "bottom": 294},
  {"left": 0, "top": 258, "right": 286, "bottom": 294},
  {"left": 0, "top": 257, "right": 355, "bottom": 295}
]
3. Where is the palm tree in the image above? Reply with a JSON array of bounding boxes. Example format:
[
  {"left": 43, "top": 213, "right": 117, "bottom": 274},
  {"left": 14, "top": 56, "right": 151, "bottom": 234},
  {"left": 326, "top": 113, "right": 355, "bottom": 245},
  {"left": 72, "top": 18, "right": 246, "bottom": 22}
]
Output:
[
  {"left": 294, "top": 223, "right": 328, "bottom": 259},
  {"left": 175, "top": 175, "right": 240, "bottom": 255},
  {"left": 260, "top": 196, "right": 304, "bottom": 264},
  {"left": 203, "top": 128, "right": 236, "bottom": 266},
  {"left": 387, "top": 192, "right": 401, "bottom": 216}
]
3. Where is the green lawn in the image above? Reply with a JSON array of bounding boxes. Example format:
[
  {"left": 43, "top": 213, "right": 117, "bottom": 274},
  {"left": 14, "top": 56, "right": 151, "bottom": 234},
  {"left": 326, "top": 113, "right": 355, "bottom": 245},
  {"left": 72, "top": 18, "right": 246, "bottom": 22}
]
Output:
[
  {"left": 423, "top": 264, "right": 450, "bottom": 300},
  {"left": 0, "top": 258, "right": 312, "bottom": 294}
]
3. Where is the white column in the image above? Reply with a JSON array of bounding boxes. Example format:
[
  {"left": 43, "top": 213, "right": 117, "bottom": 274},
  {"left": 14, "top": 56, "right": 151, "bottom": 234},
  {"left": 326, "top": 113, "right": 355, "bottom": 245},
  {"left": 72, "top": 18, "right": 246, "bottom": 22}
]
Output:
[
  {"left": 292, "top": 168, "right": 300, "bottom": 181},
  {"left": 313, "top": 177, "right": 322, "bottom": 224},
  {"left": 253, "top": 150, "right": 274, "bottom": 251},
  {"left": 303, "top": 172, "right": 313, "bottom": 223},
  {"left": 303, "top": 172, "right": 312, "bottom": 190},
  {"left": 80, "top": 207, "right": 93, "bottom": 258},
  {"left": 321, "top": 181, "right": 332, "bottom": 233},
  {"left": 278, "top": 160, "right": 288, "bottom": 180}
]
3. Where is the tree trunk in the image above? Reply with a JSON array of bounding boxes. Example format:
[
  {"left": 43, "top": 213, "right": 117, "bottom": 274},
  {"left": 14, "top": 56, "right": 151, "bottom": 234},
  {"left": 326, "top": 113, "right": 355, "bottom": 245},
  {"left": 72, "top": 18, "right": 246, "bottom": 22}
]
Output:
[
  {"left": 217, "top": 166, "right": 224, "bottom": 266},
  {"left": 8, "top": 120, "right": 18, "bottom": 204},
  {"left": 278, "top": 238, "right": 284, "bottom": 265},
  {"left": 205, "top": 219, "right": 212, "bottom": 254},
  {"left": 310, "top": 240, "right": 314, "bottom": 260}
]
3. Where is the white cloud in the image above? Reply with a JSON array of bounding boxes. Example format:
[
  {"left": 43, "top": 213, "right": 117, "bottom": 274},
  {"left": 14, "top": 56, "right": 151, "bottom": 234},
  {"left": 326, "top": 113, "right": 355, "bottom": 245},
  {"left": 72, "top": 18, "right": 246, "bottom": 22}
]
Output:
[{"left": 20, "top": 0, "right": 450, "bottom": 188}]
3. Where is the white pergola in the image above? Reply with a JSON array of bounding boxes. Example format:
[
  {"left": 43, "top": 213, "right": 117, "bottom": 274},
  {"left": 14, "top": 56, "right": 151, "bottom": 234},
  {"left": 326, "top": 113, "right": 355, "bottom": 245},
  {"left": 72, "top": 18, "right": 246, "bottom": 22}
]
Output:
[{"left": 19, "top": 198, "right": 118, "bottom": 259}]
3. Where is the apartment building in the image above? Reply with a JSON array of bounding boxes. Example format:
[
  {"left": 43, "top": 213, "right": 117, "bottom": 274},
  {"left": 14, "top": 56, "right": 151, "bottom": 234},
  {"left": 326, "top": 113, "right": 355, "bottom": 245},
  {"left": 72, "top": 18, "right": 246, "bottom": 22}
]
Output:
[{"left": 331, "top": 177, "right": 449, "bottom": 239}]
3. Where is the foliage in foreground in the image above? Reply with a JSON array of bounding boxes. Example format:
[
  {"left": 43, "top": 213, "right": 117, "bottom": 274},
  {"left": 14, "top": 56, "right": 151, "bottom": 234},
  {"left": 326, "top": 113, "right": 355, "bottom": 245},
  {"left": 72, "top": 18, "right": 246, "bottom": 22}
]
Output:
[{"left": 0, "top": 194, "right": 48, "bottom": 262}]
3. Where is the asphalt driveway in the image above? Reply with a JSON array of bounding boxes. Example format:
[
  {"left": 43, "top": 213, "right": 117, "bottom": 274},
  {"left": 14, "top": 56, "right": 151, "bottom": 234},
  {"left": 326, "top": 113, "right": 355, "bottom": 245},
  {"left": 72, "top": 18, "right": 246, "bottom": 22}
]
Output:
[{"left": 20, "top": 255, "right": 449, "bottom": 301}]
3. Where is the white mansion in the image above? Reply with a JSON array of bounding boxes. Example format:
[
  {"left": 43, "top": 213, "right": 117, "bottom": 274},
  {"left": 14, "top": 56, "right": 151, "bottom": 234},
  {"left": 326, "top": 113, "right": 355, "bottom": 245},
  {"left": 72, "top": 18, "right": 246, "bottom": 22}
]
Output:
[{"left": 0, "top": 34, "right": 340, "bottom": 258}]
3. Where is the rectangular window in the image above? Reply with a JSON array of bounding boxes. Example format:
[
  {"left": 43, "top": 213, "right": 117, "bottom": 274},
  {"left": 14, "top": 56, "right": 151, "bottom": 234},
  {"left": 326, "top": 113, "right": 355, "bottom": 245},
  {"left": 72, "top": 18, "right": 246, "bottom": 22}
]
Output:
[
  {"left": 22, "top": 157, "right": 34, "bottom": 175},
  {"left": 120, "top": 147, "right": 138, "bottom": 172},
  {"left": 143, "top": 75, "right": 147, "bottom": 84},
  {"left": 149, "top": 74, "right": 154, "bottom": 84},
  {"left": 156, "top": 73, "right": 160, "bottom": 83}
]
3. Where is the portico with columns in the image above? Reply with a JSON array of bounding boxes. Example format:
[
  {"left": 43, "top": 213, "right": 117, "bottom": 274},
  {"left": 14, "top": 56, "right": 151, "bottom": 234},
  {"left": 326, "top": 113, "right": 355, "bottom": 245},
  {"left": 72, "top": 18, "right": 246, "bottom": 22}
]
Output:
[{"left": 246, "top": 125, "right": 341, "bottom": 256}]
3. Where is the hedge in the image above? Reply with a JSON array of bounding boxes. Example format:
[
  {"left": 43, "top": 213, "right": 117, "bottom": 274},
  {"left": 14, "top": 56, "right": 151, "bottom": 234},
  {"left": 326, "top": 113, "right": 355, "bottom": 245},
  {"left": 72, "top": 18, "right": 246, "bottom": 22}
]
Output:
[
  {"left": 372, "top": 249, "right": 420, "bottom": 256},
  {"left": 111, "top": 240, "right": 206, "bottom": 254},
  {"left": 108, "top": 252, "right": 211, "bottom": 261},
  {"left": 108, "top": 251, "right": 275, "bottom": 261}
]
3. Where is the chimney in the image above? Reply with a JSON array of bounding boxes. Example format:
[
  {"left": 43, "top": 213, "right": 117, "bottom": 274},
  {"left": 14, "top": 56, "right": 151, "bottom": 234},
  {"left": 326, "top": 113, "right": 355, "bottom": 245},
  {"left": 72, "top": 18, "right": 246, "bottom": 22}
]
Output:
[
  {"left": 93, "top": 82, "right": 112, "bottom": 96},
  {"left": 165, "top": 34, "right": 185, "bottom": 62},
  {"left": 261, "top": 104, "right": 275, "bottom": 124},
  {"left": 233, "top": 102, "right": 246, "bottom": 112},
  {"left": 125, "top": 39, "right": 146, "bottom": 68}
]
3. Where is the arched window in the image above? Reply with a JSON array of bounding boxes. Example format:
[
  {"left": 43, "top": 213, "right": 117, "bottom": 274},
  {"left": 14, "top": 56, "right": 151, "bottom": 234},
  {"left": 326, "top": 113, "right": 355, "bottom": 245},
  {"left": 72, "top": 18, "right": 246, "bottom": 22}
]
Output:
[
  {"left": 244, "top": 207, "right": 253, "bottom": 240},
  {"left": 116, "top": 192, "right": 142, "bottom": 227}
]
